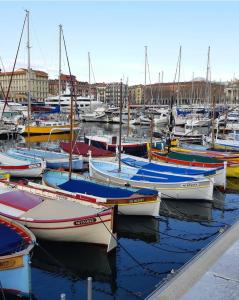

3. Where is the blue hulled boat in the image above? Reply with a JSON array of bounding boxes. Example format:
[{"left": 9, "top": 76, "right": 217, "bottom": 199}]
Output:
[{"left": 0, "top": 215, "right": 35, "bottom": 298}]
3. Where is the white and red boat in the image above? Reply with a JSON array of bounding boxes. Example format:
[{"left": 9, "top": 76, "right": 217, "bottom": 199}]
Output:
[
  {"left": 0, "top": 181, "right": 117, "bottom": 252},
  {"left": 0, "top": 151, "right": 45, "bottom": 177}
]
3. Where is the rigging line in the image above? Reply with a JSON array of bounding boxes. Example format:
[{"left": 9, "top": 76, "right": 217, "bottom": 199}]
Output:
[
  {"left": 97, "top": 213, "right": 160, "bottom": 277},
  {"left": 30, "top": 17, "right": 50, "bottom": 75},
  {"left": 117, "top": 285, "right": 144, "bottom": 299},
  {"left": 149, "top": 243, "right": 198, "bottom": 255},
  {"left": 1, "top": 12, "right": 27, "bottom": 119}
]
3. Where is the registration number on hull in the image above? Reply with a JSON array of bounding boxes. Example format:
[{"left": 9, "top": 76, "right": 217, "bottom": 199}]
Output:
[
  {"left": 180, "top": 183, "right": 199, "bottom": 188},
  {"left": 74, "top": 218, "right": 96, "bottom": 226}
]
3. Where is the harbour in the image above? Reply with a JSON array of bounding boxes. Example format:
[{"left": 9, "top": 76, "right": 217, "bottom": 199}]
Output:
[
  {"left": 0, "top": 121, "right": 239, "bottom": 299},
  {"left": 1, "top": 2, "right": 239, "bottom": 299}
]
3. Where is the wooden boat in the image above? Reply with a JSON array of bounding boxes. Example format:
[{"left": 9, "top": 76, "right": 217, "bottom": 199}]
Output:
[
  {"left": 9, "top": 148, "right": 84, "bottom": 171},
  {"left": 0, "top": 151, "right": 45, "bottom": 177},
  {"left": 60, "top": 141, "right": 114, "bottom": 158},
  {"left": 150, "top": 150, "right": 239, "bottom": 178},
  {"left": 0, "top": 181, "right": 117, "bottom": 252},
  {"left": 17, "top": 120, "right": 80, "bottom": 135},
  {"left": 42, "top": 169, "right": 160, "bottom": 217},
  {"left": 0, "top": 214, "right": 35, "bottom": 298},
  {"left": 120, "top": 155, "right": 226, "bottom": 188},
  {"left": 89, "top": 159, "right": 214, "bottom": 201},
  {"left": 84, "top": 134, "right": 148, "bottom": 156}
]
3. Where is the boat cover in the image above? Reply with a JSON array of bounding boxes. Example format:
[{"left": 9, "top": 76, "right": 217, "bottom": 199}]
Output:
[
  {"left": 58, "top": 179, "right": 157, "bottom": 198},
  {"left": 0, "top": 191, "right": 42, "bottom": 212},
  {"left": 0, "top": 223, "right": 25, "bottom": 255},
  {"left": 60, "top": 142, "right": 113, "bottom": 157}
]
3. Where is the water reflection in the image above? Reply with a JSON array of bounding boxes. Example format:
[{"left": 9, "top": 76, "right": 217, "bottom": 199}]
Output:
[
  {"left": 117, "top": 216, "right": 160, "bottom": 243},
  {"left": 32, "top": 241, "right": 117, "bottom": 290},
  {"left": 160, "top": 200, "right": 213, "bottom": 222}
]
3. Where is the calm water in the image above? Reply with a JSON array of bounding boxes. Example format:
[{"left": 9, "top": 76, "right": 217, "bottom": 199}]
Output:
[{"left": 2, "top": 123, "right": 239, "bottom": 300}]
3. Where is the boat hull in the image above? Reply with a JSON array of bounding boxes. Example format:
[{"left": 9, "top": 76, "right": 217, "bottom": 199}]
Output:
[
  {"left": 18, "top": 215, "right": 116, "bottom": 251},
  {"left": 18, "top": 124, "right": 80, "bottom": 135}
]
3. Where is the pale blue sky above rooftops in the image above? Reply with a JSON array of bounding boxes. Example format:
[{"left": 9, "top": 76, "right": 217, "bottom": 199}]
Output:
[{"left": 0, "top": 1, "right": 238, "bottom": 84}]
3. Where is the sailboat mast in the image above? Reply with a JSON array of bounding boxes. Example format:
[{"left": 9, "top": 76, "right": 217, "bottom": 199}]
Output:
[
  {"left": 144, "top": 45, "right": 147, "bottom": 107},
  {"left": 26, "top": 10, "right": 31, "bottom": 150},
  {"left": 176, "top": 46, "right": 182, "bottom": 106},
  {"left": 205, "top": 46, "right": 211, "bottom": 106},
  {"left": 88, "top": 52, "right": 92, "bottom": 111},
  {"left": 118, "top": 79, "right": 123, "bottom": 172},
  {"left": 161, "top": 70, "right": 164, "bottom": 101},
  {"left": 58, "top": 24, "right": 62, "bottom": 108}
]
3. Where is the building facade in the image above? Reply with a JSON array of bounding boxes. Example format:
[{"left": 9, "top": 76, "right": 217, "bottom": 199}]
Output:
[
  {"left": 0, "top": 68, "right": 48, "bottom": 101},
  {"left": 128, "top": 85, "right": 144, "bottom": 104},
  {"left": 225, "top": 80, "right": 239, "bottom": 104}
]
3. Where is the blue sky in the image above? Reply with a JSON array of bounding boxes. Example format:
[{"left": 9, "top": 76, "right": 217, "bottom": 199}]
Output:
[{"left": 0, "top": 1, "right": 239, "bottom": 84}]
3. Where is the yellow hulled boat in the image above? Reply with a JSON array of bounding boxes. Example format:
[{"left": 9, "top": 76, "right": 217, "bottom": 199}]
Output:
[{"left": 17, "top": 120, "right": 80, "bottom": 135}]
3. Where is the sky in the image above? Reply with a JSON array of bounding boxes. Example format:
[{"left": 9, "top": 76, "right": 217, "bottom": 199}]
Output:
[{"left": 0, "top": 1, "right": 239, "bottom": 85}]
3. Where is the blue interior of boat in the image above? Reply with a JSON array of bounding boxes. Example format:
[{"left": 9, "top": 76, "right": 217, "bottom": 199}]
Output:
[
  {"left": 59, "top": 179, "right": 157, "bottom": 198},
  {"left": 122, "top": 157, "right": 216, "bottom": 176},
  {"left": 6, "top": 150, "right": 42, "bottom": 163},
  {"left": 0, "top": 224, "right": 25, "bottom": 255},
  {"left": 11, "top": 148, "right": 68, "bottom": 159},
  {"left": 92, "top": 160, "right": 200, "bottom": 183}
]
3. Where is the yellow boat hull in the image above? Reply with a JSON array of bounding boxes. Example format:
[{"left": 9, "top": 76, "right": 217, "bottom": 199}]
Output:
[
  {"left": 227, "top": 165, "right": 239, "bottom": 178},
  {"left": 23, "top": 124, "right": 79, "bottom": 135}
]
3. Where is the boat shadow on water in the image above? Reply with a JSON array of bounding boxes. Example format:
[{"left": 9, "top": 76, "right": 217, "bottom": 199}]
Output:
[
  {"left": 117, "top": 215, "right": 160, "bottom": 243},
  {"left": 159, "top": 199, "right": 213, "bottom": 222},
  {"left": 31, "top": 240, "right": 117, "bottom": 292}
]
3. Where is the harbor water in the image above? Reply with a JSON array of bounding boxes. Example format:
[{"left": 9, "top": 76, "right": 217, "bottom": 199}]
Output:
[{"left": 2, "top": 123, "right": 239, "bottom": 300}]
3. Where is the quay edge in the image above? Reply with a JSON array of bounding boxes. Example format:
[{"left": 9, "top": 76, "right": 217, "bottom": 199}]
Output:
[{"left": 145, "top": 219, "right": 239, "bottom": 300}]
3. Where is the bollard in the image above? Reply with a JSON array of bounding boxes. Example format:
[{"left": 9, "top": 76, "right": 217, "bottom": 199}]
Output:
[
  {"left": 60, "top": 293, "right": 66, "bottom": 300},
  {"left": 87, "top": 277, "right": 92, "bottom": 300}
]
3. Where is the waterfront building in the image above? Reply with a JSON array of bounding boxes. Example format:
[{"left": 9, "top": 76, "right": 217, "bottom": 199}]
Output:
[
  {"left": 92, "top": 83, "right": 107, "bottom": 102},
  {"left": 0, "top": 68, "right": 48, "bottom": 101},
  {"left": 105, "top": 82, "right": 127, "bottom": 106},
  {"left": 225, "top": 79, "right": 239, "bottom": 104},
  {"left": 145, "top": 80, "right": 226, "bottom": 106},
  {"left": 128, "top": 85, "right": 144, "bottom": 105}
]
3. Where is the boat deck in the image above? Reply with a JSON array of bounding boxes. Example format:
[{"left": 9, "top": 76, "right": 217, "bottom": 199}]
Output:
[{"left": 21, "top": 198, "right": 103, "bottom": 220}]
